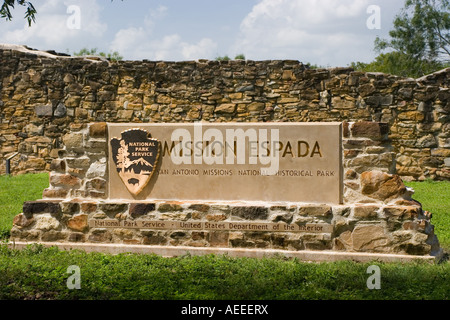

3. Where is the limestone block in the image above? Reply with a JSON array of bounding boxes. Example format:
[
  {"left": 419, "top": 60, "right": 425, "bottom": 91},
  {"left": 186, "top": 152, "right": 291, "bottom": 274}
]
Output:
[
  {"left": 62, "top": 133, "right": 84, "bottom": 150},
  {"left": 231, "top": 206, "right": 269, "bottom": 220},
  {"left": 351, "top": 121, "right": 389, "bottom": 139},
  {"left": 360, "top": 171, "right": 407, "bottom": 201},
  {"left": 35, "top": 104, "right": 52, "bottom": 116},
  {"left": 209, "top": 231, "right": 229, "bottom": 247},
  {"left": 331, "top": 96, "right": 356, "bottom": 109},
  {"left": 398, "top": 111, "right": 425, "bottom": 121},
  {"left": 80, "top": 202, "right": 98, "bottom": 213},
  {"left": 50, "top": 174, "right": 81, "bottom": 188},
  {"left": 20, "top": 158, "right": 47, "bottom": 171},
  {"left": 383, "top": 206, "right": 421, "bottom": 220},
  {"left": 41, "top": 230, "right": 67, "bottom": 242},
  {"left": 86, "top": 178, "right": 106, "bottom": 191},
  {"left": 35, "top": 215, "right": 60, "bottom": 231},
  {"left": 129, "top": 203, "right": 156, "bottom": 218},
  {"left": 353, "top": 205, "right": 380, "bottom": 219},
  {"left": 42, "top": 188, "right": 69, "bottom": 199},
  {"left": 351, "top": 224, "right": 390, "bottom": 252},
  {"left": 205, "top": 214, "right": 227, "bottom": 222},
  {"left": 24, "top": 123, "right": 44, "bottom": 136},
  {"left": 142, "top": 231, "right": 167, "bottom": 245},
  {"left": 50, "top": 159, "right": 66, "bottom": 172},
  {"left": 117, "top": 109, "right": 134, "bottom": 120},
  {"left": 188, "top": 204, "right": 210, "bottom": 213},
  {"left": 54, "top": 103, "right": 67, "bottom": 117},
  {"left": 23, "top": 201, "right": 61, "bottom": 217},
  {"left": 158, "top": 203, "right": 183, "bottom": 212},
  {"left": 89, "top": 122, "right": 107, "bottom": 138},
  {"left": 215, "top": 103, "right": 236, "bottom": 113},
  {"left": 99, "top": 203, "right": 128, "bottom": 216},
  {"left": 66, "top": 156, "right": 90, "bottom": 169},
  {"left": 68, "top": 233, "right": 85, "bottom": 242},
  {"left": 67, "top": 214, "right": 88, "bottom": 232},
  {"left": 431, "top": 148, "right": 450, "bottom": 157},
  {"left": 417, "top": 134, "right": 438, "bottom": 148},
  {"left": 298, "top": 205, "right": 332, "bottom": 218},
  {"left": 160, "top": 212, "right": 190, "bottom": 220},
  {"left": 247, "top": 102, "right": 265, "bottom": 112},
  {"left": 13, "top": 213, "right": 34, "bottom": 228},
  {"left": 86, "top": 160, "right": 106, "bottom": 178},
  {"left": 88, "top": 229, "right": 112, "bottom": 243}
]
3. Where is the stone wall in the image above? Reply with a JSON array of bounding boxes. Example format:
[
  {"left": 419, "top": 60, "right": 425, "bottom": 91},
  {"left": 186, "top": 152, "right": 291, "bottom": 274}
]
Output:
[{"left": 1, "top": 44, "right": 449, "bottom": 180}]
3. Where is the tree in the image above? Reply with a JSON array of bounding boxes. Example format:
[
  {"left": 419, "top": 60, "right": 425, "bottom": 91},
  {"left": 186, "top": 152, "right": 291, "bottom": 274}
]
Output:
[
  {"left": 375, "top": 0, "right": 450, "bottom": 62},
  {"left": 215, "top": 55, "right": 231, "bottom": 61},
  {"left": 116, "top": 140, "right": 130, "bottom": 172},
  {"left": 1, "top": 0, "right": 121, "bottom": 26},
  {"left": 0, "top": 0, "right": 36, "bottom": 26},
  {"left": 350, "top": 52, "right": 449, "bottom": 78},
  {"left": 73, "top": 48, "right": 123, "bottom": 62},
  {"left": 216, "top": 54, "right": 246, "bottom": 61},
  {"left": 352, "top": 0, "right": 450, "bottom": 78}
]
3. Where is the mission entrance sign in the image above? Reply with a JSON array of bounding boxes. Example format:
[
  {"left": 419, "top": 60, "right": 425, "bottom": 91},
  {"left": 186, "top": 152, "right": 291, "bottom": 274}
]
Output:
[
  {"left": 108, "top": 122, "right": 343, "bottom": 204},
  {"left": 12, "top": 120, "right": 443, "bottom": 263}
]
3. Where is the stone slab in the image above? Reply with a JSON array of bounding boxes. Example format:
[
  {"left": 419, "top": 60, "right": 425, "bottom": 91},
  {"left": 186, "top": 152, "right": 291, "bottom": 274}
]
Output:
[
  {"left": 8, "top": 241, "right": 439, "bottom": 263},
  {"left": 108, "top": 122, "right": 343, "bottom": 204},
  {"left": 88, "top": 219, "right": 333, "bottom": 233}
]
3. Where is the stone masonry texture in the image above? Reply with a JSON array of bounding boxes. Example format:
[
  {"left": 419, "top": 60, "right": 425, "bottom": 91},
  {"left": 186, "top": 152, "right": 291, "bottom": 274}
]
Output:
[{"left": 1, "top": 44, "right": 449, "bottom": 180}]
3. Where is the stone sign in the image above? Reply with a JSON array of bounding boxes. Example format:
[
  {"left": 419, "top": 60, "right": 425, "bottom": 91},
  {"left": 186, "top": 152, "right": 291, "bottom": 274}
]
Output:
[
  {"left": 10, "top": 121, "right": 444, "bottom": 262},
  {"left": 108, "top": 123, "right": 343, "bottom": 204}
]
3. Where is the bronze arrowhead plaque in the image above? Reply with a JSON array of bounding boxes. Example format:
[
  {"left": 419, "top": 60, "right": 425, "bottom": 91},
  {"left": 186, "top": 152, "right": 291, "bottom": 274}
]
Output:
[{"left": 110, "top": 128, "right": 160, "bottom": 196}]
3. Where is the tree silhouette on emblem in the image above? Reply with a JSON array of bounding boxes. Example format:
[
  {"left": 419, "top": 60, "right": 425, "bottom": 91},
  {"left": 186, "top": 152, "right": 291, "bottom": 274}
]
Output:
[{"left": 116, "top": 140, "right": 131, "bottom": 172}]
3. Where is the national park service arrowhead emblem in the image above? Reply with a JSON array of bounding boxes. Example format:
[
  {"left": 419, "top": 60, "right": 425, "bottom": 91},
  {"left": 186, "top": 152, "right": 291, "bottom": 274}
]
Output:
[{"left": 110, "top": 129, "right": 160, "bottom": 196}]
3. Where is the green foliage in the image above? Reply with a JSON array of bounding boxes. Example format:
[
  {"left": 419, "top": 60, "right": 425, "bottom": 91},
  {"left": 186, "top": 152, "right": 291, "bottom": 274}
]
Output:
[
  {"left": 0, "top": 0, "right": 36, "bottom": 26},
  {"left": 350, "top": 51, "right": 450, "bottom": 78},
  {"left": 353, "top": 0, "right": 450, "bottom": 77},
  {"left": 73, "top": 48, "right": 123, "bottom": 61},
  {"left": 216, "top": 54, "right": 246, "bottom": 61},
  {"left": 0, "top": 245, "right": 448, "bottom": 300},
  {"left": 305, "top": 62, "right": 327, "bottom": 69},
  {"left": 0, "top": 173, "right": 48, "bottom": 239},
  {"left": 215, "top": 55, "right": 231, "bottom": 61},
  {"left": 375, "top": 0, "right": 450, "bottom": 61},
  {"left": 405, "top": 181, "right": 450, "bottom": 249}
]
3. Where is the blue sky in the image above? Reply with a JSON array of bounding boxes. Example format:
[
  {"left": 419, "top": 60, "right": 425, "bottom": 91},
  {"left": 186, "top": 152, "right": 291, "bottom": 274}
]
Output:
[{"left": 0, "top": 0, "right": 404, "bottom": 66}]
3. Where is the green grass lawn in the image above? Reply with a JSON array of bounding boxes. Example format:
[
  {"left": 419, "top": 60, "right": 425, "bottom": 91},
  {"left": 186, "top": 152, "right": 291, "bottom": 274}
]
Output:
[
  {"left": 0, "top": 244, "right": 449, "bottom": 300},
  {"left": 405, "top": 181, "right": 450, "bottom": 250},
  {"left": 0, "top": 173, "right": 449, "bottom": 300},
  {"left": 0, "top": 173, "right": 49, "bottom": 238}
]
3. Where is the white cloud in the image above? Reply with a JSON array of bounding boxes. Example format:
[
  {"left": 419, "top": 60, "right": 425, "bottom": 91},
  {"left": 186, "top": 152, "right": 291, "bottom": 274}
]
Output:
[
  {"left": 111, "top": 30, "right": 218, "bottom": 61},
  {"left": 110, "top": 6, "right": 218, "bottom": 61},
  {"left": 110, "top": 27, "right": 148, "bottom": 56},
  {"left": 0, "top": 0, "right": 107, "bottom": 52},
  {"left": 232, "top": 0, "right": 375, "bottom": 66},
  {"left": 181, "top": 38, "right": 218, "bottom": 60}
]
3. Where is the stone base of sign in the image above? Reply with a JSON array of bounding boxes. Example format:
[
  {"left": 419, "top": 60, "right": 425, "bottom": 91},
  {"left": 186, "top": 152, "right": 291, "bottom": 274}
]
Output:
[
  {"left": 10, "top": 198, "right": 443, "bottom": 262},
  {"left": 8, "top": 241, "right": 440, "bottom": 263}
]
